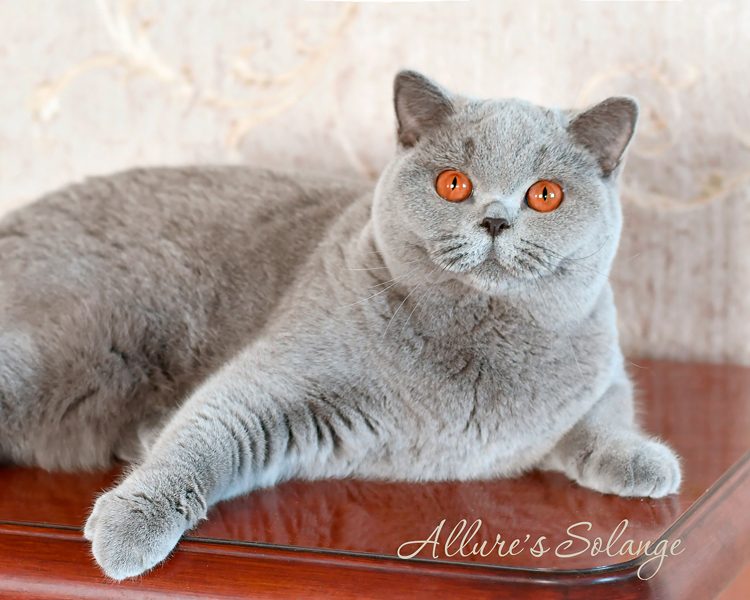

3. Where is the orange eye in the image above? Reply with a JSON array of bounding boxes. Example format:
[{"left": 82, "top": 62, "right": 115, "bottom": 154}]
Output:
[
  {"left": 526, "top": 181, "right": 563, "bottom": 212},
  {"left": 435, "top": 170, "right": 473, "bottom": 202}
]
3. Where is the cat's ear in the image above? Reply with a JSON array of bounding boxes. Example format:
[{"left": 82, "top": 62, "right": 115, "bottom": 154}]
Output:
[
  {"left": 567, "top": 97, "right": 639, "bottom": 177},
  {"left": 394, "top": 70, "right": 454, "bottom": 147}
]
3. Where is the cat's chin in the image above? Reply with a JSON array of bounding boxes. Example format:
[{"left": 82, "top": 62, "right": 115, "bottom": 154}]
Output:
[{"left": 464, "top": 259, "right": 537, "bottom": 296}]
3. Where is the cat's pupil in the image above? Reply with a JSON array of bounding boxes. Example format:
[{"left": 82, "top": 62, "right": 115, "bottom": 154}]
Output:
[
  {"left": 451, "top": 176, "right": 457, "bottom": 190},
  {"left": 542, "top": 186, "right": 548, "bottom": 201}
]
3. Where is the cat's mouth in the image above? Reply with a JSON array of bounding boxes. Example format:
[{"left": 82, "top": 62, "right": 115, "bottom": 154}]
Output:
[
  {"left": 472, "top": 240, "right": 557, "bottom": 283},
  {"left": 485, "top": 245, "right": 502, "bottom": 262},
  {"left": 480, "top": 252, "right": 526, "bottom": 277},
  {"left": 435, "top": 243, "right": 516, "bottom": 278},
  {"left": 429, "top": 236, "right": 555, "bottom": 284},
  {"left": 481, "top": 240, "right": 522, "bottom": 271}
]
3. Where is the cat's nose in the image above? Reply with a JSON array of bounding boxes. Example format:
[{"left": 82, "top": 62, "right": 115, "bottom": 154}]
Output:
[{"left": 481, "top": 217, "right": 510, "bottom": 237}]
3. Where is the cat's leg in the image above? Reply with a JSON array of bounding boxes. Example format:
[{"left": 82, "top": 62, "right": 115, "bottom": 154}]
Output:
[
  {"left": 84, "top": 343, "right": 376, "bottom": 580},
  {"left": 0, "top": 316, "right": 182, "bottom": 470},
  {"left": 539, "top": 369, "right": 681, "bottom": 498}
]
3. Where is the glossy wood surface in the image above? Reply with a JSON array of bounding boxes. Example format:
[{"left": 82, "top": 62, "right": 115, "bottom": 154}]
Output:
[{"left": 1, "top": 360, "right": 749, "bottom": 598}]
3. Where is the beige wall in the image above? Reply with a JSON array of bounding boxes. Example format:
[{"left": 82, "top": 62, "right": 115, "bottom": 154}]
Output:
[{"left": 1, "top": 0, "right": 749, "bottom": 364}]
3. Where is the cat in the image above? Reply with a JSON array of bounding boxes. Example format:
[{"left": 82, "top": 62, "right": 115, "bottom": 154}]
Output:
[{"left": 0, "top": 70, "right": 681, "bottom": 580}]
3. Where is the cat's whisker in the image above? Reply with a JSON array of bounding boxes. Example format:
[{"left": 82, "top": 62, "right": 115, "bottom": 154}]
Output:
[
  {"left": 361, "top": 234, "right": 459, "bottom": 258},
  {"left": 366, "top": 261, "right": 429, "bottom": 290},
  {"left": 349, "top": 255, "right": 429, "bottom": 272},
  {"left": 437, "top": 250, "right": 474, "bottom": 273},
  {"left": 568, "top": 333, "right": 585, "bottom": 379},
  {"left": 401, "top": 272, "right": 446, "bottom": 333},
  {"left": 520, "top": 238, "right": 608, "bottom": 269},
  {"left": 520, "top": 243, "right": 617, "bottom": 283},
  {"left": 338, "top": 264, "right": 427, "bottom": 309},
  {"left": 438, "top": 243, "right": 466, "bottom": 255},
  {"left": 519, "top": 238, "right": 554, "bottom": 254},
  {"left": 621, "top": 354, "right": 647, "bottom": 369},
  {"left": 381, "top": 265, "right": 440, "bottom": 341},
  {"left": 432, "top": 237, "right": 491, "bottom": 273},
  {"left": 523, "top": 237, "right": 611, "bottom": 264},
  {"left": 567, "top": 236, "right": 611, "bottom": 262},
  {"left": 361, "top": 241, "right": 426, "bottom": 255},
  {"left": 519, "top": 248, "right": 560, "bottom": 277},
  {"left": 613, "top": 252, "right": 641, "bottom": 266}
]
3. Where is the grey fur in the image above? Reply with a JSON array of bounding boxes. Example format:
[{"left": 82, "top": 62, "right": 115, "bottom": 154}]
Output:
[{"left": 0, "top": 70, "right": 680, "bottom": 580}]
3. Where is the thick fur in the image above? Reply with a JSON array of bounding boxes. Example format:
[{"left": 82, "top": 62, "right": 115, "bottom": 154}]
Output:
[{"left": 0, "top": 71, "right": 680, "bottom": 580}]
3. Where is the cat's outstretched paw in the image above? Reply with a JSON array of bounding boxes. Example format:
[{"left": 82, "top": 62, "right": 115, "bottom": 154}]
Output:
[
  {"left": 576, "top": 436, "right": 681, "bottom": 498},
  {"left": 84, "top": 479, "right": 193, "bottom": 580}
]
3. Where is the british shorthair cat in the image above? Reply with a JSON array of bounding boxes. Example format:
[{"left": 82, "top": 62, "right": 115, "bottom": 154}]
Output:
[{"left": 0, "top": 71, "right": 680, "bottom": 579}]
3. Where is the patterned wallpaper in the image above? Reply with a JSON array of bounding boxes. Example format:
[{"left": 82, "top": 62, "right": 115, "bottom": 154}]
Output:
[{"left": 1, "top": 0, "right": 749, "bottom": 363}]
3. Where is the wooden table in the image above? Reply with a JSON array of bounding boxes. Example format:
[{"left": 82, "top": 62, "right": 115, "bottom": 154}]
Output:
[{"left": 1, "top": 360, "right": 749, "bottom": 599}]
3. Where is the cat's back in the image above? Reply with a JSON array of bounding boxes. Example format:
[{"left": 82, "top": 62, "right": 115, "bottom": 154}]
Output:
[
  {"left": 0, "top": 164, "right": 373, "bottom": 337},
  {"left": 0, "top": 165, "right": 370, "bottom": 255}
]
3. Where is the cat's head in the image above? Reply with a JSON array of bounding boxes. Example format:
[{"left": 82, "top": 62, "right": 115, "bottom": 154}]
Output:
[{"left": 372, "top": 70, "right": 637, "bottom": 307}]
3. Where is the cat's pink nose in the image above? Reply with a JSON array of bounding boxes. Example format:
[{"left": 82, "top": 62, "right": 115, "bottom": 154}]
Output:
[{"left": 481, "top": 217, "right": 510, "bottom": 237}]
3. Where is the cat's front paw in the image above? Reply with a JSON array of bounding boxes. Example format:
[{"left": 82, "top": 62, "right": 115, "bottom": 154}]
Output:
[
  {"left": 84, "top": 478, "right": 193, "bottom": 580},
  {"left": 577, "top": 436, "right": 681, "bottom": 498}
]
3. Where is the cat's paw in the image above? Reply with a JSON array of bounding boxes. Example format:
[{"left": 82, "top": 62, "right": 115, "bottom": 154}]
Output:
[
  {"left": 577, "top": 436, "right": 681, "bottom": 498},
  {"left": 84, "top": 479, "right": 191, "bottom": 580}
]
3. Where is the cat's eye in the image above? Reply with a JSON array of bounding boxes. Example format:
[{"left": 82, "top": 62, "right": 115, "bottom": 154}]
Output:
[
  {"left": 526, "top": 181, "right": 563, "bottom": 212},
  {"left": 435, "top": 170, "right": 473, "bottom": 202}
]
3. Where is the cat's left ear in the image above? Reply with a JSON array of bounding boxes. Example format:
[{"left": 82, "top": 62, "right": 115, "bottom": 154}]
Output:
[
  {"left": 394, "top": 70, "right": 455, "bottom": 147},
  {"left": 567, "top": 97, "right": 639, "bottom": 177}
]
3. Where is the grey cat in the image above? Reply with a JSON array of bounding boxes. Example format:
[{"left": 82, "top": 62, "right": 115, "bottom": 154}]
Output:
[{"left": 0, "top": 71, "right": 681, "bottom": 580}]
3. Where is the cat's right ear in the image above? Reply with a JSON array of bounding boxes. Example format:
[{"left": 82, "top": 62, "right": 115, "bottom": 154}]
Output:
[{"left": 394, "top": 71, "right": 454, "bottom": 147}]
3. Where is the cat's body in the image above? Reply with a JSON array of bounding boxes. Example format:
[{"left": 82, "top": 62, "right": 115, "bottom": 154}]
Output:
[{"left": 0, "top": 71, "right": 680, "bottom": 580}]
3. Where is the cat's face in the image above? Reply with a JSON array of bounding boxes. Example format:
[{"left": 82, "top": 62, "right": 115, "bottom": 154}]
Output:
[{"left": 373, "top": 71, "right": 638, "bottom": 302}]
